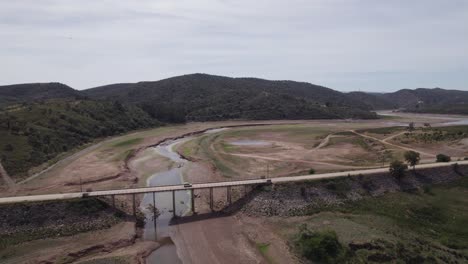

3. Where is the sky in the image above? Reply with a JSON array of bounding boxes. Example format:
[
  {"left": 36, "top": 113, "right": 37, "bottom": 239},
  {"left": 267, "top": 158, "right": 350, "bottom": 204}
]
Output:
[{"left": 0, "top": 0, "right": 467, "bottom": 92}]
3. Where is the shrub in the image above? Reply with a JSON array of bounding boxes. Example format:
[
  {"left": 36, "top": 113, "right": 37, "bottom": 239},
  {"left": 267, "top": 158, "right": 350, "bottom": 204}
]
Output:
[
  {"left": 436, "top": 154, "right": 451, "bottom": 162},
  {"left": 404, "top": 151, "right": 420, "bottom": 170},
  {"left": 389, "top": 160, "right": 408, "bottom": 180},
  {"left": 309, "top": 168, "right": 315, "bottom": 174},
  {"left": 295, "top": 229, "right": 346, "bottom": 263}
]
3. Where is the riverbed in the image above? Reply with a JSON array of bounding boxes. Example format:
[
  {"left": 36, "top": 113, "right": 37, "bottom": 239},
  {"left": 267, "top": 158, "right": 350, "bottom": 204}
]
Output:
[{"left": 140, "top": 128, "right": 229, "bottom": 263}]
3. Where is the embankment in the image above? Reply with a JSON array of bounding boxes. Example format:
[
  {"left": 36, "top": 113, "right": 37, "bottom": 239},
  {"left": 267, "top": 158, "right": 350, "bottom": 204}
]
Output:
[{"left": 243, "top": 164, "right": 468, "bottom": 216}]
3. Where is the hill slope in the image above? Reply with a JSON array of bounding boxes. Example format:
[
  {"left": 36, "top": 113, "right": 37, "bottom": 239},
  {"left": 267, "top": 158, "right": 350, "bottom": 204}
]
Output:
[
  {"left": 0, "top": 83, "right": 83, "bottom": 107},
  {"left": 348, "top": 88, "right": 468, "bottom": 114},
  {"left": 0, "top": 100, "right": 158, "bottom": 179},
  {"left": 347, "top": 92, "right": 396, "bottom": 110},
  {"left": 84, "top": 73, "right": 377, "bottom": 121},
  {"left": 383, "top": 88, "right": 468, "bottom": 114}
]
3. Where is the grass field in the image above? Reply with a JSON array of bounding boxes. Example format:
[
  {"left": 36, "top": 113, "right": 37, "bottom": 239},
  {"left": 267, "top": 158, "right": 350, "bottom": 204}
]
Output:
[
  {"left": 271, "top": 177, "right": 468, "bottom": 263},
  {"left": 177, "top": 124, "right": 412, "bottom": 178}
]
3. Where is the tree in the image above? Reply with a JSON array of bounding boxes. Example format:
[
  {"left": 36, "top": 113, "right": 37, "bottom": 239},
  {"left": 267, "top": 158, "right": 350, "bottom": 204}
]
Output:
[
  {"left": 408, "top": 122, "right": 415, "bottom": 131},
  {"left": 404, "top": 151, "right": 420, "bottom": 170},
  {"left": 389, "top": 160, "right": 408, "bottom": 180},
  {"left": 436, "top": 154, "right": 451, "bottom": 162}
]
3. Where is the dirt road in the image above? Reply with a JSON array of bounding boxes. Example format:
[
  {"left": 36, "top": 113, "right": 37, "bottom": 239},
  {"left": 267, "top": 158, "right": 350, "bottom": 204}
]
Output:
[{"left": 351, "top": 130, "right": 436, "bottom": 157}]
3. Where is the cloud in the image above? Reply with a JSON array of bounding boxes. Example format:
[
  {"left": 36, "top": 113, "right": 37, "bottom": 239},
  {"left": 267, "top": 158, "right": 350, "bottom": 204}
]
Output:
[{"left": 0, "top": 0, "right": 467, "bottom": 91}]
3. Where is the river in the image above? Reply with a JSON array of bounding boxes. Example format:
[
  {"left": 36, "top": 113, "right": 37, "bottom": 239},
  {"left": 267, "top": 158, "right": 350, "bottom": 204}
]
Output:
[{"left": 140, "top": 128, "right": 228, "bottom": 263}]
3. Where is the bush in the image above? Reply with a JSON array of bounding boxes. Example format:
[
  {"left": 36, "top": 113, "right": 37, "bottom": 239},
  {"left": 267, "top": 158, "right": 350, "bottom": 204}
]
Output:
[
  {"left": 436, "top": 154, "right": 451, "bottom": 162},
  {"left": 389, "top": 160, "right": 408, "bottom": 180},
  {"left": 295, "top": 228, "right": 346, "bottom": 263},
  {"left": 309, "top": 168, "right": 316, "bottom": 174}
]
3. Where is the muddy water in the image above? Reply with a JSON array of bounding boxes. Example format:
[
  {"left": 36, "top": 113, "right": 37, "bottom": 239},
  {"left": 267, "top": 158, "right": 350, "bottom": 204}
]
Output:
[{"left": 141, "top": 128, "right": 229, "bottom": 263}]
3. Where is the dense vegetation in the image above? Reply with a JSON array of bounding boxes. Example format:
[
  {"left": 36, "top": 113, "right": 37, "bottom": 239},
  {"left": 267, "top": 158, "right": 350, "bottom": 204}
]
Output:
[
  {"left": 294, "top": 228, "right": 347, "bottom": 263},
  {"left": 0, "top": 82, "right": 83, "bottom": 107},
  {"left": 290, "top": 176, "right": 468, "bottom": 263},
  {"left": 84, "top": 74, "right": 378, "bottom": 121},
  {"left": 349, "top": 88, "right": 468, "bottom": 114},
  {"left": 0, "top": 100, "right": 158, "bottom": 179}
]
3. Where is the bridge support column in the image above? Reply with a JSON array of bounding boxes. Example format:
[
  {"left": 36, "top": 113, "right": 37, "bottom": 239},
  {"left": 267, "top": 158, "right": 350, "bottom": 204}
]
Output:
[
  {"left": 172, "top": 190, "right": 176, "bottom": 218},
  {"left": 191, "top": 189, "right": 195, "bottom": 214},
  {"left": 209, "top": 187, "right": 214, "bottom": 212},
  {"left": 132, "top": 193, "right": 136, "bottom": 218},
  {"left": 152, "top": 192, "right": 157, "bottom": 239},
  {"left": 227, "top": 186, "right": 232, "bottom": 205}
]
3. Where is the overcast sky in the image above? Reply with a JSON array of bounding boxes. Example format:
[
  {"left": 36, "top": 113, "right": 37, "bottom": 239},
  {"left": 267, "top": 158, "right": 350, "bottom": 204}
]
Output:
[{"left": 0, "top": 0, "right": 467, "bottom": 92}]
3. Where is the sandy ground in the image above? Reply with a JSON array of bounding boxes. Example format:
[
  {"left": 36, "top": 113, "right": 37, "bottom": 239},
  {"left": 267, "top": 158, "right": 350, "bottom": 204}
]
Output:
[{"left": 171, "top": 214, "right": 297, "bottom": 264}]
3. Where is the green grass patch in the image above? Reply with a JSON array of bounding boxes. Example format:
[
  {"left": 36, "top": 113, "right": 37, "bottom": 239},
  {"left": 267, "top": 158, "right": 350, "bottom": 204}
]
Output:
[
  {"left": 256, "top": 242, "right": 274, "bottom": 263},
  {"left": 357, "top": 126, "right": 404, "bottom": 135},
  {"left": 334, "top": 177, "right": 468, "bottom": 250},
  {"left": 112, "top": 137, "right": 143, "bottom": 147}
]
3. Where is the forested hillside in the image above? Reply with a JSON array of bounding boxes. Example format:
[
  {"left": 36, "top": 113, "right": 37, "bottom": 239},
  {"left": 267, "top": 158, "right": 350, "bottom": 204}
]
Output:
[
  {"left": 84, "top": 74, "right": 378, "bottom": 122},
  {"left": 0, "top": 100, "right": 158, "bottom": 179},
  {"left": 349, "top": 88, "right": 468, "bottom": 114},
  {"left": 0, "top": 83, "right": 83, "bottom": 107},
  {"left": 347, "top": 91, "right": 396, "bottom": 110}
]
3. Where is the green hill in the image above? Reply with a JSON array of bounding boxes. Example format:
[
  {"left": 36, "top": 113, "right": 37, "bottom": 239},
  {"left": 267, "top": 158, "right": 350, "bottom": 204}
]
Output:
[
  {"left": 0, "top": 100, "right": 158, "bottom": 179},
  {"left": 84, "top": 73, "right": 377, "bottom": 121},
  {"left": 347, "top": 91, "right": 396, "bottom": 110},
  {"left": 349, "top": 88, "right": 468, "bottom": 114},
  {"left": 0, "top": 83, "right": 83, "bottom": 107}
]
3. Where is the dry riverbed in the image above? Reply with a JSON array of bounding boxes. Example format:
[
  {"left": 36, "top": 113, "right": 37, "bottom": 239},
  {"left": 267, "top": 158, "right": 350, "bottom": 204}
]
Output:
[{"left": 2, "top": 113, "right": 468, "bottom": 263}]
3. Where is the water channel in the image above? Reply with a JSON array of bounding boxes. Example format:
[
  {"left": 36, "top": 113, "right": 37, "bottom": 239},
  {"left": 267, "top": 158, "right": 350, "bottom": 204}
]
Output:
[{"left": 140, "top": 128, "right": 228, "bottom": 263}]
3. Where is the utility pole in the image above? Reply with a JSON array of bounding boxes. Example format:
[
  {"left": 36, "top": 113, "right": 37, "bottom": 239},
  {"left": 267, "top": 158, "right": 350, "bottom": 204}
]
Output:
[
  {"left": 79, "top": 177, "right": 83, "bottom": 192},
  {"left": 266, "top": 162, "right": 270, "bottom": 178}
]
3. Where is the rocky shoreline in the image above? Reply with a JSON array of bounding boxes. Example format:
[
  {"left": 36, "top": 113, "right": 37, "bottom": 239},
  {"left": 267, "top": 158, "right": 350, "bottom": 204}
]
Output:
[{"left": 243, "top": 164, "right": 468, "bottom": 216}]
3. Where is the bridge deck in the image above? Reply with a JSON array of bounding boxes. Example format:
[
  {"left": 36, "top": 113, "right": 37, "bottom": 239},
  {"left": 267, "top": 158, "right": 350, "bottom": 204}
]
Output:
[{"left": 0, "top": 160, "right": 466, "bottom": 205}]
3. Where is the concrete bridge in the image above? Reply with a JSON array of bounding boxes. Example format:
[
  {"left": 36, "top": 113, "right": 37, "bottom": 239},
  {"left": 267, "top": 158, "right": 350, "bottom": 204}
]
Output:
[{"left": 1, "top": 160, "right": 466, "bottom": 216}]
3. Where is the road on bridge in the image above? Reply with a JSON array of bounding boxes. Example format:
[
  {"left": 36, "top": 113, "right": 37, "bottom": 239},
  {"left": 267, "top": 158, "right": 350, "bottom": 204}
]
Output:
[{"left": 0, "top": 160, "right": 466, "bottom": 205}]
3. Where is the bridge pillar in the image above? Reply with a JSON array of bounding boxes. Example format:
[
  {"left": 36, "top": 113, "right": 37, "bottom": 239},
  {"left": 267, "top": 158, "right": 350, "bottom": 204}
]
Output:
[
  {"left": 191, "top": 189, "right": 195, "bottom": 214},
  {"left": 209, "top": 187, "right": 214, "bottom": 212},
  {"left": 132, "top": 193, "right": 136, "bottom": 218},
  {"left": 172, "top": 190, "right": 176, "bottom": 218},
  {"left": 227, "top": 186, "right": 232, "bottom": 205},
  {"left": 152, "top": 192, "right": 157, "bottom": 239}
]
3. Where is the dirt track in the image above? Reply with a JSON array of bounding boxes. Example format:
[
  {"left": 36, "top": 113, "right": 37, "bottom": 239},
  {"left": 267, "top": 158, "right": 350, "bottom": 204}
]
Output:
[{"left": 350, "top": 130, "right": 436, "bottom": 158}]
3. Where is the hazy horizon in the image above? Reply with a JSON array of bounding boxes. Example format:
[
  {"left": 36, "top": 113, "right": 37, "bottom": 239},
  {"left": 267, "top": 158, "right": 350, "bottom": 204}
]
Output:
[{"left": 1, "top": 1, "right": 467, "bottom": 92}]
